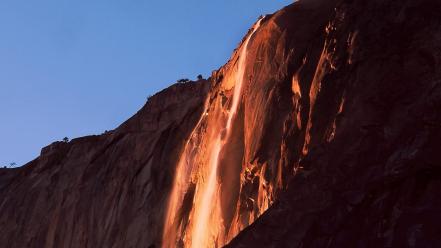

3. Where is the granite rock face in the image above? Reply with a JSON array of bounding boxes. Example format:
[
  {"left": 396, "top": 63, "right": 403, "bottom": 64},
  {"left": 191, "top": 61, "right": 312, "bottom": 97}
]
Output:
[
  {"left": 0, "top": 81, "right": 209, "bottom": 248},
  {"left": 1, "top": 0, "right": 441, "bottom": 247},
  {"left": 226, "top": 0, "right": 441, "bottom": 247}
]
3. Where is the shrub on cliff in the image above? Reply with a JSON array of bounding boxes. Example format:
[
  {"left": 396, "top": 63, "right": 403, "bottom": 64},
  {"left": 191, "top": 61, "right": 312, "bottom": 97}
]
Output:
[{"left": 177, "top": 78, "right": 190, "bottom": 83}]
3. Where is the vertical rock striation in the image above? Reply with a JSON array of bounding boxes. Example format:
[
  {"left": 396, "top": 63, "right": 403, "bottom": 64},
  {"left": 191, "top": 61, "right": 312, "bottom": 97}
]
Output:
[{"left": 226, "top": 0, "right": 441, "bottom": 247}]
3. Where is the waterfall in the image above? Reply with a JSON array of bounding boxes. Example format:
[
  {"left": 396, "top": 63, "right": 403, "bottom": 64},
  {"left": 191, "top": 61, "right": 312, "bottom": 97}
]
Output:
[{"left": 162, "top": 17, "right": 264, "bottom": 248}]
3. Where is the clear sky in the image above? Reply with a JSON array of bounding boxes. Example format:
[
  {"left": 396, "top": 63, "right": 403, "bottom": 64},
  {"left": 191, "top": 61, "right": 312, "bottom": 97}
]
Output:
[{"left": 0, "top": 0, "right": 292, "bottom": 167}]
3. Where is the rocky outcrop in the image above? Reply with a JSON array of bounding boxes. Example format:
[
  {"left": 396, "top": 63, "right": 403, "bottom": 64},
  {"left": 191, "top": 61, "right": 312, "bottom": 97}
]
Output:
[{"left": 1, "top": 0, "right": 441, "bottom": 247}]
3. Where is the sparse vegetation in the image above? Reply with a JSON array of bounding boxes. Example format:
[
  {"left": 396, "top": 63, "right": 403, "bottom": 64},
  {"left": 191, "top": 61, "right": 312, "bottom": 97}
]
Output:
[
  {"left": 63, "top": 137, "right": 69, "bottom": 143},
  {"left": 177, "top": 78, "right": 190, "bottom": 83},
  {"left": 197, "top": 74, "right": 203, "bottom": 80}
]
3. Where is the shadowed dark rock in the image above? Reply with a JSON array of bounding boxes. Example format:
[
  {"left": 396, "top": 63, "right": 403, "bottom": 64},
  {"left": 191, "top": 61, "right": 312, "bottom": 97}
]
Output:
[{"left": 226, "top": 0, "right": 441, "bottom": 247}]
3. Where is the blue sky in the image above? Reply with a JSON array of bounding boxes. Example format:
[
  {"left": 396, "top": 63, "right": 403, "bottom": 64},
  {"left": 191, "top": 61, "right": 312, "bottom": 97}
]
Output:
[{"left": 0, "top": 0, "right": 292, "bottom": 167}]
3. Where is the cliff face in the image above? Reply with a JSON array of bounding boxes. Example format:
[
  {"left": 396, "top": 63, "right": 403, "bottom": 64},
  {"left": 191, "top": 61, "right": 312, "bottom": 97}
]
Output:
[
  {"left": 226, "top": 0, "right": 441, "bottom": 247},
  {"left": 1, "top": 0, "right": 441, "bottom": 247},
  {"left": 0, "top": 81, "right": 209, "bottom": 248}
]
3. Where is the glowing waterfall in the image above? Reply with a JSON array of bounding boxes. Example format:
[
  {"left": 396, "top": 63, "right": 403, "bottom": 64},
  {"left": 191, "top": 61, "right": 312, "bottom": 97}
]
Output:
[{"left": 162, "top": 18, "right": 263, "bottom": 248}]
